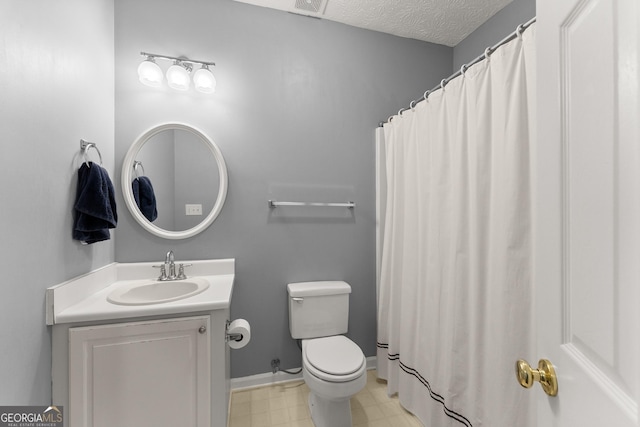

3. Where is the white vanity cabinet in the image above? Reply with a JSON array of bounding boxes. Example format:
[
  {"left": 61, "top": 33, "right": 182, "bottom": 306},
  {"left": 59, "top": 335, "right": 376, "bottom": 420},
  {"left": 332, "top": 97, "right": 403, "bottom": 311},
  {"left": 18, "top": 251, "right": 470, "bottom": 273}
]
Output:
[
  {"left": 52, "top": 309, "right": 230, "bottom": 427},
  {"left": 46, "top": 259, "right": 236, "bottom": 427},
  {"left": 68, "top": 316, "right": 211, "bottom": 427}
]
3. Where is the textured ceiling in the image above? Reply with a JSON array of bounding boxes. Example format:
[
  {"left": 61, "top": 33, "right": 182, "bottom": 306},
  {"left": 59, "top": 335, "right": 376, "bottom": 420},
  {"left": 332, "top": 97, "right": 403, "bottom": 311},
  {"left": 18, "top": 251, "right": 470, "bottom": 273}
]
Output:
[{"left": 232, "top": 0, "right": 513, "bottom": 47}]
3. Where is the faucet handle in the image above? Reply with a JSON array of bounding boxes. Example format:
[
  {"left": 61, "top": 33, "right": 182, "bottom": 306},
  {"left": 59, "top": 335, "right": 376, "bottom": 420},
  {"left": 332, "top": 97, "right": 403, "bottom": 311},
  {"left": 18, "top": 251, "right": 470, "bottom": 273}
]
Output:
[
  {"left": 177, "top": 263, "right": 192, "bottom": 280},
  {"left": 152, "top": 264, "right": 168, "bottom": 281}
]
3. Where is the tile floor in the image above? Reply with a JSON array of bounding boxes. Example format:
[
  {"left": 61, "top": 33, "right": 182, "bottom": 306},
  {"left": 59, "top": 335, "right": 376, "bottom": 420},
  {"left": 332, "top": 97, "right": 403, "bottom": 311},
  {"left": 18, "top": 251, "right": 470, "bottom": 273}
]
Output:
[{"left": 228, "top": 370, "right": 423, "bottom": 427}]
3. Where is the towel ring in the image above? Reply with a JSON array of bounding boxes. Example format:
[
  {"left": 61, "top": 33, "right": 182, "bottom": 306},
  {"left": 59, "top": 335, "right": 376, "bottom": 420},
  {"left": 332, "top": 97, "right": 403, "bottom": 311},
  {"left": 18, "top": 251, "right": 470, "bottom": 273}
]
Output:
[
  {"left": 80, "top": 139, "right": 103, "bottom": 167},
  {"left": 133, "top": 160, "right": 145, "bottom": 179}
]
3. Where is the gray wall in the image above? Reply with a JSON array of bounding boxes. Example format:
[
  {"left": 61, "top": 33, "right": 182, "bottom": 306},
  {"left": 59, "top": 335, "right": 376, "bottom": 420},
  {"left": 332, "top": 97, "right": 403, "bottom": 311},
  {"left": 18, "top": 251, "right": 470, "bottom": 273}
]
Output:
[
  {"left": 453, "top": 0, "right": 536, "bottom": 70},
  {"left": 0, "top": 0, "right": 114, "bottom": 404},
  {"left": 114, "top": 0, "right": 452, "bottom": 378}
]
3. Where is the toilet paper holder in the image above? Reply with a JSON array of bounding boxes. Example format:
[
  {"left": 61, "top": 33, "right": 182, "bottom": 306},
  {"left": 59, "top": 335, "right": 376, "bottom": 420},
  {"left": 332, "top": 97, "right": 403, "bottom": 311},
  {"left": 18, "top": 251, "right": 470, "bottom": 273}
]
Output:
[{"left": 226, "top": 320, "right": 243, "bottom": 342}]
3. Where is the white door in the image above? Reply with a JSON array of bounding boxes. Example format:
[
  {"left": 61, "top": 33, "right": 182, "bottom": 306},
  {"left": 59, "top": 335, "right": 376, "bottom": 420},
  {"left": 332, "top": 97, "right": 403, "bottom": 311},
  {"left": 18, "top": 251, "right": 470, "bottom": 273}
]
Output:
[{"left": 533, "top": 0, "right": 639, "bottom": 425}]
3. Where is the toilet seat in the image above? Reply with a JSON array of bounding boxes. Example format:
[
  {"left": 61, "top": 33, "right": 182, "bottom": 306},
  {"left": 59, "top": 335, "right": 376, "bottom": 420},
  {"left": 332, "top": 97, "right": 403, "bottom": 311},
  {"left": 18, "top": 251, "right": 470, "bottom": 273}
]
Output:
[{"left": 303, "top": 336, "right": 365, "bottom": 383}]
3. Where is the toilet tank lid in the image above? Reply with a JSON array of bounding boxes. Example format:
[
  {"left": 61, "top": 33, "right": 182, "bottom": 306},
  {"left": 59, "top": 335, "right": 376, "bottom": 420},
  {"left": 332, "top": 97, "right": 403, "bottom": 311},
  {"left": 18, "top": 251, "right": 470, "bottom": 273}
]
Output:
[{"left": 287, "top": 281, "right": 351, "bottom": 297}]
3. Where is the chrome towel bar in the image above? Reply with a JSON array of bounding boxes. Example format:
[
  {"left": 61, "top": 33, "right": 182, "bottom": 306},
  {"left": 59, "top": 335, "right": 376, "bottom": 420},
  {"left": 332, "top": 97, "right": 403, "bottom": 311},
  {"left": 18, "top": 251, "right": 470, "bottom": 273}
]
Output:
[{"left": 268, "top": 200, "right": 355, "bottom": 209}]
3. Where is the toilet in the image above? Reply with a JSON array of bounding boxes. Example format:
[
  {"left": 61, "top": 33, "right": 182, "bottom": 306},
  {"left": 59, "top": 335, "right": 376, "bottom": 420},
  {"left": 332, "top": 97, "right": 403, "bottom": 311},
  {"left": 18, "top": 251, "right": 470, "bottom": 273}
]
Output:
[{"left": 287, "top": 281, "right": 367, "bottom": 427}]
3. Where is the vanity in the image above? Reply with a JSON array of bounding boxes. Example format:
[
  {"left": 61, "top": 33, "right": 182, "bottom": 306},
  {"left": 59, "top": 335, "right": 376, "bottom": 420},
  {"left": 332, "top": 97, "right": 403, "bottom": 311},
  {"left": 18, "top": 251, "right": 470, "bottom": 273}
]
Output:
[
  {"left": 48, "top": 123, "right": 236, "bottom": 426},
  {"left": 47, "top": 258, "right": 235, "bottom": 427}
]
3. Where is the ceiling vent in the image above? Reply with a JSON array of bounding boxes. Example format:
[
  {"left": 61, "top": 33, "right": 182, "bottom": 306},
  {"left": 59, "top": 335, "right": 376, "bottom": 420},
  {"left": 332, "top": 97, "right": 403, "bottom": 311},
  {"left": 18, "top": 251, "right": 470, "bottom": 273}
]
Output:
[{"left": 294, "top": 0, "right": 326, "bottom": 14}]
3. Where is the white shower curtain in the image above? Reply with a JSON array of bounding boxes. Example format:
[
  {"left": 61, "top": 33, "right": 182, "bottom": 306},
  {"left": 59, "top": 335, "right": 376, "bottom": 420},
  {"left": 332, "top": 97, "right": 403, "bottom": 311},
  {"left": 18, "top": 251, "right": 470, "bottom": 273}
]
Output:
[{"left": 377, "top": 25, "right": 536, "bottom": 427}]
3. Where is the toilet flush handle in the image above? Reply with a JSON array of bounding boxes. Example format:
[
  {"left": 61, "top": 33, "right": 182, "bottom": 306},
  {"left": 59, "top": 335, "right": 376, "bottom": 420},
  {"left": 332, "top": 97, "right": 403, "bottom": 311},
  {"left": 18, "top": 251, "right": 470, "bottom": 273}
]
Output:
[{"left": 292, "top": 297, "right": 304, "bottom": 303}]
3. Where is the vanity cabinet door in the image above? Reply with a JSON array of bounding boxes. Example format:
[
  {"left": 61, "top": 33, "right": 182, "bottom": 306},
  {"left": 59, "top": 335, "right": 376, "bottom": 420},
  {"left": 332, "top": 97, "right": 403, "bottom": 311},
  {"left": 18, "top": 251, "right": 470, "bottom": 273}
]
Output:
[{"left": 68, "top": 316, "right": 211, "bottom": 427}]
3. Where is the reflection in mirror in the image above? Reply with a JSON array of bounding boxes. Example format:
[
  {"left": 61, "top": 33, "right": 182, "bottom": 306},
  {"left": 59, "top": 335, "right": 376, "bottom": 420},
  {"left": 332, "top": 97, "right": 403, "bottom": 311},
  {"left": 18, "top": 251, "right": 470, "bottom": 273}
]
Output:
[
  {"left": 135, "top": 129, "right": 220, "bottom": 231},
  {"left": 122, "top": 123, "right": 227, "bottom": 240}
]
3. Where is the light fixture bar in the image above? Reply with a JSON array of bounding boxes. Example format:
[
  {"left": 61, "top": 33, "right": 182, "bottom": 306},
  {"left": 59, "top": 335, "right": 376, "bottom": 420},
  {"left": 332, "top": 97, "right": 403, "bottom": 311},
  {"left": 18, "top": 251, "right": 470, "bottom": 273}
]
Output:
[{"left": 140, "top": 52, "right": 215, "bottom": 67}]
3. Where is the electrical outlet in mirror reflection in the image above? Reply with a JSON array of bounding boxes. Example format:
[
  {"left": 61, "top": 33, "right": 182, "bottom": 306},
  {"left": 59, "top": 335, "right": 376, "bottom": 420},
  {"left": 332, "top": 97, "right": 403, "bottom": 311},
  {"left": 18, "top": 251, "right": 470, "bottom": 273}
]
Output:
[{"left": 185, "top": 204, "right": 203, "bottom": 216}]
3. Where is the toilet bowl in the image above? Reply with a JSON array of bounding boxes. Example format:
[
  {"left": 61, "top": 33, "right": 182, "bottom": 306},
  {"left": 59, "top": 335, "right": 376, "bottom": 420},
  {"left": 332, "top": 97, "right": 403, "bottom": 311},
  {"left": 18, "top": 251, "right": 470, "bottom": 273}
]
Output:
[
  {"left": 287, "top": 281, "right": 366, "bottom": 427},
  {"left": 302, "top": 336, "right": 367, "bottom": 427}
]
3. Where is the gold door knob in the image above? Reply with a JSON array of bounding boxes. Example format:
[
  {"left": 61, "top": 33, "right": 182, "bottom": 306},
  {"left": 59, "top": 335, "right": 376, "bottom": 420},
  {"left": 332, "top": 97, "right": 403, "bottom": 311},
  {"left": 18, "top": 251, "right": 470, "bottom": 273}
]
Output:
[{"left": 515, "top": 359, "right": 558, "bottom": 397}]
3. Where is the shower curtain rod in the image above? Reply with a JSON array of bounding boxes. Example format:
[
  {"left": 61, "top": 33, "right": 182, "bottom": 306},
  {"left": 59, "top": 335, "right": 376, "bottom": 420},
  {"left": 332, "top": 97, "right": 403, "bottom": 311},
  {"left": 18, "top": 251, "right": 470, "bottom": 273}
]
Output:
[{"left": 379, "top": 16, "right": 536, "bottom": 127}]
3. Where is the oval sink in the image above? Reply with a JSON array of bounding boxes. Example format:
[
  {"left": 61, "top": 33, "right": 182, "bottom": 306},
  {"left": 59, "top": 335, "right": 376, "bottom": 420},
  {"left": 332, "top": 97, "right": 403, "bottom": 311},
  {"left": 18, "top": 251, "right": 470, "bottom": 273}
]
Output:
[{"left": 107, "top": 278, "right": 210, "bottom": 306}]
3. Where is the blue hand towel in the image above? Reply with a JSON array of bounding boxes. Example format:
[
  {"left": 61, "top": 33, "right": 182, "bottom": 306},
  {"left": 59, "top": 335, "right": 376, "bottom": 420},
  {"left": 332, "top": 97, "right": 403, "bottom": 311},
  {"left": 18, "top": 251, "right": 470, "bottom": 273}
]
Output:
[
  {"left": 132, "top": 176, "right": 158, "bottom": 222},
  {"left": 73, "top": 162, "right": 117, "bottom": 244}
]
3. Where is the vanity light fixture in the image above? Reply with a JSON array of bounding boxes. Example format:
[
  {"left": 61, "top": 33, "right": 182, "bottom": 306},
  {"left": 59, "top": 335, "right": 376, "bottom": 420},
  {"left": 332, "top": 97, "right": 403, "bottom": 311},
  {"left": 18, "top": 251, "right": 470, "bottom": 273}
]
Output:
[
  {"left": 137, "top": 56, "right": 163, "bottom": 87},
  {"left": 138, "top": 52, "right": 216, "bottom": 94},
  {"left": 166, "top": 60, "right": 192, "bottom": 91},
  {"left": 193, "top": 64, "right": 216, "bottom": 94}
]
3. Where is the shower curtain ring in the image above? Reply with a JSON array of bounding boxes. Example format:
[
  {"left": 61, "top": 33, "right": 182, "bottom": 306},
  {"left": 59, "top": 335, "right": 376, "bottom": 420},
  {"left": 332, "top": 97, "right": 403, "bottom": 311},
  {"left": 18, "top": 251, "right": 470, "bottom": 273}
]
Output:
[
  {"left": 440, "top": 79, "right": 447, "bottom": 91},
  {"left": 484, "top": 47, "right": 493, "bottom": 59},
  {"left": 460, "top": 64, "right": 468, "bottom": 76},
  {"left": 398, "top": 107, "right": 409, "bottom": 116},
  {"left": 423, "top": 90, "right": 430, "bottom": 101},
  {"left": 410, "top": 100, "right": 417, "bottom": 110},
  {"left": 516, "top": 24, "right": 525, "bottom": 39}
]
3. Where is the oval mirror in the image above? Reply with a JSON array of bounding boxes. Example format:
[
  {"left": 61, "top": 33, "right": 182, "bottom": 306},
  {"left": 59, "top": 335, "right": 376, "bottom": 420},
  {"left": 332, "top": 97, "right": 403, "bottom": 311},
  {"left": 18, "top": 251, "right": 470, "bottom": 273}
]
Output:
[{"left": 121, "top": 123, "right": 228, "bottom": 239}]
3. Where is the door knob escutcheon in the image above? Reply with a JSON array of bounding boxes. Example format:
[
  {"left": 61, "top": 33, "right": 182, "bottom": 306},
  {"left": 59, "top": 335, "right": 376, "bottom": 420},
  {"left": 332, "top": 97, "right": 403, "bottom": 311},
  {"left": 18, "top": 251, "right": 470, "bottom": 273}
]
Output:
[{"left": 515, "top": 359, "right": 558, "bottom": 397}]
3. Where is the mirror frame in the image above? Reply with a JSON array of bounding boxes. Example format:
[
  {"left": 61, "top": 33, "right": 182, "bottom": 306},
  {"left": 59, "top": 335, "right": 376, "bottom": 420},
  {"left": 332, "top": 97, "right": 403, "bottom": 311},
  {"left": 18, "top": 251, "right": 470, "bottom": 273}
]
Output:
[{"left": 121, "top": 123, "right": 228, "bottom": 239}]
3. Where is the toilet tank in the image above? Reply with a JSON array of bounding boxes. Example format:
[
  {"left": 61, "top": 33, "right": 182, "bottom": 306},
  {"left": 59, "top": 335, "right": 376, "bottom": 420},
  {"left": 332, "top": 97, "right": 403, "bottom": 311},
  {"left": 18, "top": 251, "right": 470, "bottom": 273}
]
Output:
[{"left": 287, "top": 281, "right": 351, "bottom": 339}]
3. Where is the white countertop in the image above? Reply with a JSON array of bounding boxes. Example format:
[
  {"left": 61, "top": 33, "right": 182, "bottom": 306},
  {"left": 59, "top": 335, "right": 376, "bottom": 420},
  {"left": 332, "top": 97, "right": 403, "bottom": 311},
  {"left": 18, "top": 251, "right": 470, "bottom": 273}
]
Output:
[{"left": 46, "top": 259, "right": 234, "bottom": 325}]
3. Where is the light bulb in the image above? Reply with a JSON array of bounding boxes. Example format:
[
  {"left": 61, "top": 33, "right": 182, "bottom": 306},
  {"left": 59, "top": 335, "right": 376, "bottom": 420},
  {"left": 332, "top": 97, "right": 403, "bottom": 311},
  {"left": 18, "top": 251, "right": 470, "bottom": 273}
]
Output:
[
  {"left": 193, "top": 65, "right": 216, "bottom": 94},
  {"left": 137, "top": 57, "right": 163, "bottom": 87},
  {"left": 166, "top": 61, "right": 191, "bottom": 91}
]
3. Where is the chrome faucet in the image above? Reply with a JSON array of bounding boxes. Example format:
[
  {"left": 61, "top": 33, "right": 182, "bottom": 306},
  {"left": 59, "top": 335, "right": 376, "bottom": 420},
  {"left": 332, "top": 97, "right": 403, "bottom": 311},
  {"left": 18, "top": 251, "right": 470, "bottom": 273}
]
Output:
[
  {"left": 153, "top": 250, "right": 191, "bottom": 281},
  {"left": 165, "top": 250, "right": 176, "bottom": 280}
]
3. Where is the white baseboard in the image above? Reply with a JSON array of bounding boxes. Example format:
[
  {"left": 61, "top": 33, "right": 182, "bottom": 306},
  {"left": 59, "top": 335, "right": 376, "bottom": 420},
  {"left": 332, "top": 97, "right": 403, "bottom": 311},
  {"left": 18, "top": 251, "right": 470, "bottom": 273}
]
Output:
[
  {"left": 365, "top": 355, "right": 377, "bottom": 370},
  {"left": 230, "top": 369, "right": 304, "bottom": 391},
  {"left": 230, "top": 356, "right": 377, "bottom": 391}
]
